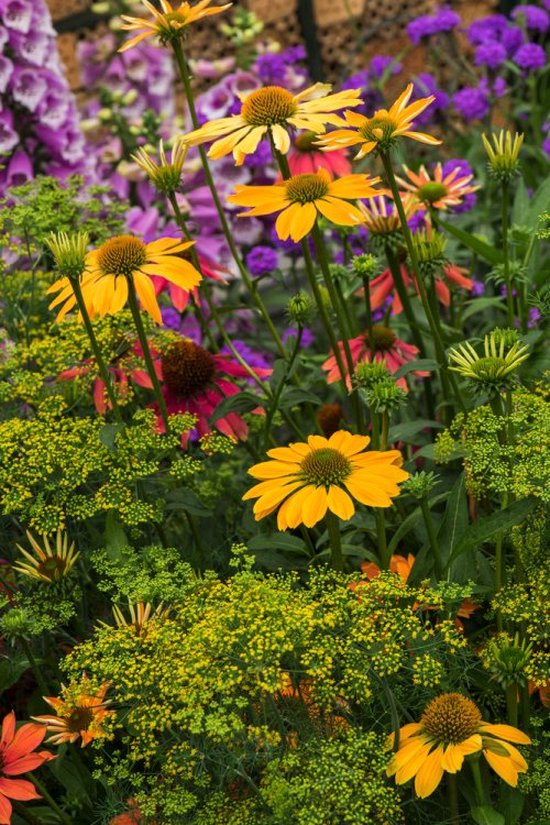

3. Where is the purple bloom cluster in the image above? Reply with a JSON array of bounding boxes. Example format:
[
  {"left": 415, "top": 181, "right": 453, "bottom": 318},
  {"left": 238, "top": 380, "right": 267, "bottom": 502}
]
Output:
[
  {"left": 410, "top": 73, "right": 449, "bottom": 125},
  {"left": 341, "top": 56, "right": 402, "bottom": 115},
  {"left": 0, "top": 0, "right": 87, "bottom": 195},
  {"left": 442, "top": 158, "right": 477, "bottom": 213},
  {"left": 512, "top": 4, "right": 549, "bottom": 33},
  {"left": 245, "top": 246, "right": 279, "bottom": 276},
  {"left": 406, "top": 5, "right": 461, "bottom": 46},
  {"left": 515, "top": 42, "right": 546, "bottom": 70}
]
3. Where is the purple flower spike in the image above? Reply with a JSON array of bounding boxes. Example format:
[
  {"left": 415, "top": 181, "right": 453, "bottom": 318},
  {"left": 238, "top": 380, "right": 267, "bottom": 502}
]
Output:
[
  {"left": 0, "top": 55, "right": 14, "bottom": 93},
  {"left": 10, "top": 66, "right": 47, "bottom": 111},
  {"left": 0, "top": 110, "right": 19, "bottom": 153},
  {"left": 6, "top": 149, "right": 33, "bottom": 188},
  {"left": 0, "top": 0, "right": 32, "bottom": 33}
]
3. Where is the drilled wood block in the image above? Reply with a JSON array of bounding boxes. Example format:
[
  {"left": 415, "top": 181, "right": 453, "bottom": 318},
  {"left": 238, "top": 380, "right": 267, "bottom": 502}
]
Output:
[{"left": 47, "top": 0, "right": 91, "bottom": 22}]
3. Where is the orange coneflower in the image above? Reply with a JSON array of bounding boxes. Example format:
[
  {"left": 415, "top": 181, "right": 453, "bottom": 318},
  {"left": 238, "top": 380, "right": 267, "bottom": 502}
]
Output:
[
  {"left": 33, "top": 680, "right": 114, "bottom": 748},
  {"left": 395, "top": 162, "right": 480, "bottom": 210},
  {"left": 13, "top": 530, "right": 79, "bottom": 584},
  {"left": 181, "top": 83, "right": 363, "bottom": 166},
  {"left": 243, "top": 431, "right": 408, "bottom": 530},
  {"left": 387, "top": 693, "right": 531, "bottom": 798},
  {"left": 119, "top": 0, "right": 232, "bottom": 52},
  {"left": 48, "top": 235, "right": 202, "bottom": 324},
  {"left": 318, "top": 83, "right": 442, "bottom": 158},
  {"left": 228, "top": 168, "right": 380, "bottom": 242},
  {"left": 360, "top": 194, "right": 420, "bottom": 237}
]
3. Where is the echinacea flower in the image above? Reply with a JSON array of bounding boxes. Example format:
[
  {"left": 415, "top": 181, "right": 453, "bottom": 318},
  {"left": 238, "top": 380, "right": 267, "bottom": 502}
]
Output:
[
  {"left": 48, "top": 235, "right": 202, "bottom": 324},
  {"left": 448, "top": 333, "right": 529, "bottom": 393},
  {"left": 395, "top": 162, "right": 480, "bottom": 210},
  {"left": 33, "top": 681, "right": 113, "bottom": 747},
  {"left": 287, "top": 131, "right": 351, "bottom": 179},
  {"left": 13, "top": 530, "right": 79, "bottom": 583},
  {"left": 156, "top": 338, "right": 271, "bottom": 445},
  {"left": 243, "top": 431, "right": 408, "bottom": 530},
  {"left": 98, "top": 601, "right": 169, "bottom": 638},
  {"left": 131, "top": 138, "right": 187, "bottom": 195},
  {"left": 152, "top": 252, "right": 227, "bottom": 313},
  {"left": 318, "top": 84, "right": 442, "bottom": 158},
  {"left": 322, "top": 325, "right": 426, "bottom": 391},
  {"left": 119, "top": 0, "right": 232, "bottom": 53},
  {"left": 110, "top": 799, "right": 150, "bottom": 825},
  {"left": 387, "top": 692, "right": 531, "bottom": 797},
  {"left": 0, "top": 711, "right": 55, "bottom": 825},
  {"left": 228, "top": 168, "right": 380, "bottom": 242},
  {"left": 181, "top": 83, "right": 363, "bottom": 165},
  {"left": 359, "top": 194, "right": 420, "bottom": 238},
  {"left": 369, "top": 260, "right": 472, "bottom": 314}
]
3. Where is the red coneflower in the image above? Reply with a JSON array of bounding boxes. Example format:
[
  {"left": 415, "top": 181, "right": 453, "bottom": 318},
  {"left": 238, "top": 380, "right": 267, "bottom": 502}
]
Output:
[
  {"left": 370, "top": 261, "right": 472, "bottom": 314},
  {"left": 322, "top": 325, "right": 427, "bottom": 391},
  {"left": 287, "top": 131, "right": 351, "bottom": 180}
]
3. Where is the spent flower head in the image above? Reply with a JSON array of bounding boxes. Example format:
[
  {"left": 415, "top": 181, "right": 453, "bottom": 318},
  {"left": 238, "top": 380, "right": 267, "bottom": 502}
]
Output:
[
  {"left": 482, "top": 130, "right": 524, "bottom": 181},
  {"left": 449, "top": 331, "right": 529, "bottom": 396},
  {"left": 131, "top": 138, "right": 188, "bottom": 195},
  {"left": 46, "top": 232, "right": 89, "bottom": 281}
]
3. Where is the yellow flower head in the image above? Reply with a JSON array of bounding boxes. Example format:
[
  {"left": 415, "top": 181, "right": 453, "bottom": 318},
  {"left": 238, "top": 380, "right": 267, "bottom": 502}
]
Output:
[
  {"left": 181, "top": 83, "right": 363, "bottom": 166},
  {"left": 387, "top": 692, "right": 531, "bottom": 798},
  {"left": 359, "top": 193, "right": 420, "bottom": 236},
  {"left": 98, "top": 601, "right": 170, "bottom": 638},
  {"left": 228, "top": 168, "right": 380, "bottom": 242},
  {"left": 13, "top": 530, "right": 79, "bottom": 584},
  {"left": 243, "top": 430, "right": 408, "bottom": 530},
  {"left": 131, "top": 138, "right": 188, "bottom": 194},
  {"left": 32, "top": 681, "right": 114, "bottom": 748},
  {"left": 395, "top": 162, "right": 480, "bottom": 210},
  {"left": 318, "top": 83, "right": 442, "bottom": 158},
  {"left": 47, "top": 235, "right": 201, "bottom": 324},
  {"left": 119, "top": 0, "right": 232, "bottom": 52}
]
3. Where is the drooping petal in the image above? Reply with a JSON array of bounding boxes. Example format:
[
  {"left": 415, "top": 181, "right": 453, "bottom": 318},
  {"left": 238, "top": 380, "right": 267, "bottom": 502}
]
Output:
[{"left": 414, "top": 745, "right": 444, "bottom": 798}]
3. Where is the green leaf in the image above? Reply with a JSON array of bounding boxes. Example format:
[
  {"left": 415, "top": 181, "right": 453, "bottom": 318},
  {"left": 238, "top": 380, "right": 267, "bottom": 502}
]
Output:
[
  {"left": 389, "top": 419, "right": 444, "bottom": 443},
  {"left": 498, "top": 784, "right": 524, "bottom": 825},
  {"left": 438, "top": 473, "right": 468, "bottom": 568},
  {"left": 528, "top": 175, "right": 550, "bottom": 223},
  {"left": 99, "top": 422, "right": 125, "bottom": 450},
  {"left": 439, "top": 220, "right": 503, "bottom": 265},
  {"left": 279, "top": 387, "right": 322, "bottom": 409},
  {"left": 104, "top": 510, "right": 128, "bottom": 556},
  {"left": 448, "top": 498, "right": 536, "bottom": 564},
  {"left": 512, "top": 179, "right": 529, "bottom": 226},
  {"left": 165, "top": 489, "right": 212, "bottom": 517},
  {"left": 387, "top": 506, "right": 423, "bottom": 556},
  {"left": 471, "top": 805, "right": 505, "bottom": 825},
  {"left": 210, "top": 391, "right": 265, "bottom": 422},
  {"left": 462, "top": 297, "right": 507, "bottom": 322},
  {"left": 394, "top": 358, "right": 438, "bottom": 378},
  {"left": 0, "top": 656, "right": 29, "bottom": 693},
  {"left": 248, "top": 533, "right": 309, "bottom": 556}
]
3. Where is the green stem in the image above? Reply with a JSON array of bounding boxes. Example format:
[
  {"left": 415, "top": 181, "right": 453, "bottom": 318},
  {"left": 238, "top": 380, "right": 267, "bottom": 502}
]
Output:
[
  {"left": 519, "top": 682, "right": 530, "bottom": 732},
  {"left": 447, "top": 773, "right": 460, "bottom": 825},
  {"left": 126, "top": 283, "right": 170, "bottom": 432},
  {"left": 186, "top": 511, "right": 205, "bottom": 569},
  {"left": 469, "top": 758, "right": 486, "bottom": 806},
  {"left": 29, "top": 772, "right": 74, "bottom": 825},
  {"left": 376, "top": 509, "right": 389, "bottom": 570},
  {"left": 326, "top": 510, "right": 344, "bottom": 572},
  {"left": 263, "top": 328, "right": 303, "bottom": 449},
  {"left": 21, "top": 639, "right": 50, "bottom": 697},
  {"left": 71, "top": 277, "right": 124, "bottom": 424},
  {"left": 380, "top": 152, "right": 465, "bottom": 414},
  {"left": 501, "top": 181, "right": 515, "bottom": 327},
  {"left": 420, "top": 498, "right": 443, "bottom": 580},
  {"left": 172, "top": 41, "right": 286, "bottom": 359},
  {"left": 384, "top": 245, "right": 426, "bottom": 355},
  {"left": 506, "top": 682, "right": 518, "bottom": 727},
  {"left": 380, "top": 411, "right": 389, "bottom": 451},
  {"left": 361, "top": 273, "right": 374, "bottom": 353}
]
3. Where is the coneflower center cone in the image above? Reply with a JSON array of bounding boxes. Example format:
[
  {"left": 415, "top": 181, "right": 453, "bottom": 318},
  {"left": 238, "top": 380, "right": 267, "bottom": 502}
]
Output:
[
  {"left": 67, "top": 707, "right": 95, "bottom": 733},
  {"left": 161, "top": 340, "right": 216, "bottom": 399},
  {"left": 286, "top": 173, "right": 330, "bottom": 204},
  {"left": 241, "top": 86, "right": 298, "bottom": 126},
  {"left": 96, "top": 236, "right": 147, "bottom": 277},
  {"left": 418, "top": 182, "right": 448, "bottom": 204},
  {"left": 300, "top": 448, "right": 352, "bottom": 486},
  {"left": 367, "top": 324, "right": 397, "bottom": 352},
  {"left": 420, "top": 693, "right": 482, "bottom": 744}
]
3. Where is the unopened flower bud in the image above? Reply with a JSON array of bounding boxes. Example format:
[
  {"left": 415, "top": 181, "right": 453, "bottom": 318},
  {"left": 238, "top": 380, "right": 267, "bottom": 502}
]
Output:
[
  {"left": 352, "top": 253, "right": 379, "bottom": 280},
  {"left": 404, "top": 471, "right": 440, "bottom": 500},
  {"left": 46, "top": 232, "right": 89, "bottom": 280},
  {"left": 286, "top": 291, "right": 316, "bottom": 327},
  {"left": 122, "top": 89, "right": 139, "bottom": 106},
  {"left": 482, "top": 130, "right": 523, "bottom": 182}
]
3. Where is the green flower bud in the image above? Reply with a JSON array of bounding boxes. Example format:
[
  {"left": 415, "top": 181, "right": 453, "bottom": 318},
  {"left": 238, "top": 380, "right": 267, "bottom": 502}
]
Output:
[
  {"left": 352, "top": 253, "right": 379, "bottom": 280},
  {"left": 286, "top": 291, "right": 316, "bottom": 327},
  {"left": 403, "top": 471, "right": 440, "bottom": 500},
  {"left": 46, "top": 231, "right": 89, "bottom": 280},
  {"left": 482, "top": 130, "right": 523, "bottom": 182}
]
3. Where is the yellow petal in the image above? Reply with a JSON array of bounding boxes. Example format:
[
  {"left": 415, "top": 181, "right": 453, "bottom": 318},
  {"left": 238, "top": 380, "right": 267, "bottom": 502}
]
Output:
[
  {"left": 479, "top": 724, "right": 531, "bottom": 745},
  {"left": 302, "top": 485, "right": 328, "bottom": 528},
  {"left": 277, "top": 484, "right": 316, "bottom": 530},
  {"left": 133, "top": 272, "right": 161, "bottom": 323},
  {"left": 483, "top": 750, "right": 519, "bottom": 787},
  {"left": 253, "top": 480, "right": 304, "bottom": 514},
  {"left": 414, "top": 745, "right": 444, "bottom": 798},
  {"left": 248, "top": 461, "right": 297, "bottom": 480},
  {"left": 327, "top": 485, "right": 355, "bottom": 521}
]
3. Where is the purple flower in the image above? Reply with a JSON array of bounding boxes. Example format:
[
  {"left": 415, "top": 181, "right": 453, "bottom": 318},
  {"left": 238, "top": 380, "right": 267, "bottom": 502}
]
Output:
[
  {"left": 441, "top": 158, "right": 477, "bottom": 213},
  {"left": 542, "top": 136, "right": 550, "bottom": 156},
  {"left": 492, "top": 77, "right": 508, "bottom": 98},
  {"left": 407, "top": 6, "right": 460, "bottom": 44},
  {"left": 370, "top": 55, "right": 403, "bottom": 78},
  {"left": 514, "top": 42, "right": 546, "bottom": 70},
  {"left": 0, "top": 110, "right": 20, "bottom": 153},
  {"left": 0, "top": 55, "right": 14, "bottom": 93},
  {"left": 501, "top": 26, "right": 525, "bottom": 56},
  {"left": 255, "top": 53, "right": 288, "bottom": 85},
  {"left": 283, "top": 327, "right": 314, "bottom": 347},
  {"left": 412, "top": 73, "right": 449, "bottom": 124},
  {"left": 467, "top": 14, "right": 508, "bottom": 45},
  {"left": 453, "top": 86, "right": 490, "bottom": 121},
  {"left": 8, "top": 29, "right": 49, "bottom": 66},
  {"left": 471, "top": 279, "right": 486, "bottom": 297},
  {"left": 270, "top": 225, "right": 300, "bottom": 253},
  {"left": 512, "top": 5, "right": 549, "bottom": 33},
  {"left": 282, "top": 45, "right": 306, "bottom": 63},
  {"left": 5, "top": 150, "right": 32, "bottom": 188},
  {"left": 10, "top": 66, "right": 47, "bottom": 111},
  {"left": 220, "top": 339, "right": 272, "bottom": 373},
  {"left": 431, "top": 6, "right": 461, "bottom": 33},
  {"left": 243, "top": 139, "right": 273, "bottom": 169},
  {"left": 0, "top": 0, "right": 32, "bottom": 33},
  {"left": 475, "top": 41, "right": 507, "bottom": 68},
  {"left": 245, "top": 245, "right": 279, "bottom": 276},
  {"left": 407, "top": 15, "right": 433, "bottom": 45}
]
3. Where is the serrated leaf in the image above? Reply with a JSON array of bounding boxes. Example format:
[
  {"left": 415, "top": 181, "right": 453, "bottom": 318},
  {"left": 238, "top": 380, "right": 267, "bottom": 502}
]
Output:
[
  {"left": 210, "top": 391, "right": 264, "bottom": 422},
  {"left": 471, "top": 805, "right": 505, "bottom": 825},
  {"left": 448, "top": 498, "right": 536, "bottom": 564},
  {"left": 440, "top": 220, "right": 503, "bottom": 265}
]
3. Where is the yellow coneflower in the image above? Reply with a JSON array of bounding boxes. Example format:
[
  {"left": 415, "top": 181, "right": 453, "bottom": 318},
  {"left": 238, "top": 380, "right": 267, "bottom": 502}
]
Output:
[
  {"left": 32, "top": 681, "right": 114, "bottom": 748},
  {"left": 228, "top": 168, "right": 380, "bottom": 242},
  {"left": 119, "top": 0, "right": 232, "bottom": 52},
  {"left": 181, "top": 83, "right": 363, "bottom": 166},
  {"left": 48, "top": 235, "right": 201, "bottom": 324},
  {"left": 359, "top": 194, "right": 419, "bottom": 236},
  {"left": 13, "top": 530, "right": 79, "bottom": 584},
  {"left": 482, "top": 130, "right": 524, "bottom": 179},
  {"left": 97, "top": 601, "right": 170, "bottom": 637},
  {"left": 131, "top": 138, "right": 188, "bottom": 195},
  {"left": 243, "top": 430, "right": 408, "bottom": 530},
  {"left": 387, "top": 692, "right": 531, "bottom": 798},
  {"left": 395, "top": 162, "right": 480, "bottom": 210},
  {"left": 449, "top": 332, "right": 529, "bottom": 387},
  {"left": 318, "top": 83, "right": 442, "bottom": 158}
]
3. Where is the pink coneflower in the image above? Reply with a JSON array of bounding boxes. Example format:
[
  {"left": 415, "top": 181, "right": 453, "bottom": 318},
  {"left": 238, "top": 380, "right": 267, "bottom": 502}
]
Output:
[
  {"left": 0, "top": 711, "right": 55, "bottom": 824},
  {"left": 157, "top": 338, "right": 271, "bottom": 446},
  {"left": 395, "top": 162, "right": 480, "bottom": 210},
  {"left": 322, "top": 325, "right": 426, "bottom": 390},
  {"left": 151, "top": 252, "right": 228, "bottom": 313},
  {"left": 287, "top": 131, "right": 351, "bottom": 179},
  {"left": 370, "top": 261, "right": 472, "bottom": 314}
]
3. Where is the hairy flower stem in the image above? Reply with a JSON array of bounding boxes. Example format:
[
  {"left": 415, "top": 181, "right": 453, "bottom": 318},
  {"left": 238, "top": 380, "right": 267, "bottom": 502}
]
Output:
[
  {"left": 126, "top": 284, "right": 170, "bottom": 431},
  {"left": 447, "top": 774, "right": 460, "bottom": 825},
  {"left": 326, "top": 510, "right": 344, "bottom": 572},
  {"left": 29, "top": 772, "right": 74, "bottom": 825},
  {"left": 172, "top": 41, "right": 286, "bottom": 359},
  {"left": 71, "top": 277, "right": 124, "bottom": 424},
  {"left": 501, "top": 181, "right": 515, "bottom": 327},
  {"left": 380, "top": 152, "right": 465, "bottom": 414},
  {"left": 420, "top": 498, "right": 443, "bottom": 580}
]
